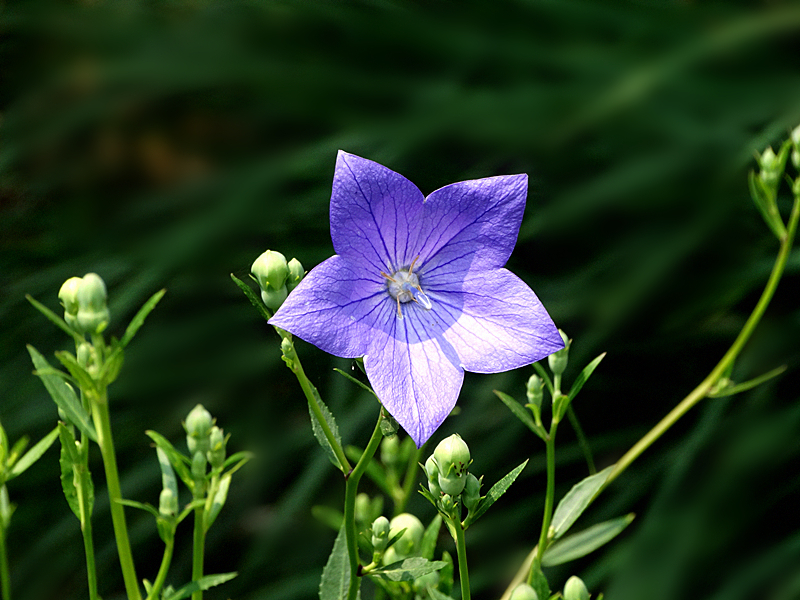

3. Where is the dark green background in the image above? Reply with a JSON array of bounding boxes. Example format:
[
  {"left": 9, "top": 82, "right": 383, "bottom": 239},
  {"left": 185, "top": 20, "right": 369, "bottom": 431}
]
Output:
[{"left": 2, "top": 1, "right": 800, "bottom": 599}]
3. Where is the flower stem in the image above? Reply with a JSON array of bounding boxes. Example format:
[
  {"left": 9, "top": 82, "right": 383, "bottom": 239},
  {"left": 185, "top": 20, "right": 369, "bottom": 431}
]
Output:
[
  {"left": 76, "top": 438, "right": 99, "bottom": 600},
  {"left": 191, "top": 504, "right": 206, "bottom": 600},
  {"left": 290, "top": 351, "right": 352, "bottom": 474},
  {"left": 395, "top": 445, "right": 421, "bottom": 515},
  {"left": 91, "top": 389, "right": 141, "bottom": 600},
  {"left": 0, "top": 493, "right": 10, "bottom": 600},
  {"left": 453, "top": 504, "right": 471, "bottom": 600},
  {"left": 145, "top": 536, "right": 175, "bottom": 600},
  {"left": 344, "top": 411, "right": 384, "bottom": 600},
  {"left": 532, "top": 421, "right": 558, "bottom": 574}
]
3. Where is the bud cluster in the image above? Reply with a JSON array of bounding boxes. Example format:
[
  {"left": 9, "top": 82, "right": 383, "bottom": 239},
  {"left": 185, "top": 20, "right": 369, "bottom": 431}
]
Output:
[
  {"left": 381, "top": 513, "right": 423, "bottom": 565},
  {"left": 251, "top": 250, "right": 304, "bottom": 310},
  {"left": 423, "top": 434, "right": 482, "bottom": 516},
  {"left": 184, "top": 404, "right": 228, "bottom": 476},
  {"left": 58, "top": 273, "right": 111, "bottom": 336}
]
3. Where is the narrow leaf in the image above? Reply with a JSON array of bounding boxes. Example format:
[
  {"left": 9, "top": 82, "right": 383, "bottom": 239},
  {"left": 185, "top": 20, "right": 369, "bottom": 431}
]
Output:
[
  {"left": 205, "top": 473, "right": 231, "bottom": 531},
  {"left": 26, "top": 295, "right": 82, "bottom": 344},
  {"left": 28, "top": 346, "right": 97, "bottom": 442},
  {"left": 421, "top": 514, "right": 443, "bottom": 560},
  {"left": 163, "top": 572, "right": 238, "bottom": 600},
  {"left": 54, "top": 351, "right": 96, "bottom": 395},
  {"left": 708, "top": 365, "right": 787, "bottom": 398},
  {"left": 145, "top": 431, "right": 193, "bottom": 490},
  {"left": 464, "top": 460, "right": 528, "bottom": 527},
  {"left": 333, "top": 368, "right": 379, "bottom": 399},
  {"left": 117, "top": 499, "right": 161, "bottom": 520},
  {"left": 532, "top": 362, "right": 555, "bottom": 395},
  {"left": 320, "top": 526, "right": 359, "bottom": 600},
  {"left": 551, "top": 466, "right": 614, "bottom": 539},
  {"left": 58, "top": 425, "right": 81, "bottom": 520},
  {"left": 542, "top": 514, "right": 634, "bottom": 566},
  {"left": 494, "top": 390, "right": 545, "bottom": 439},
  {"left": 120, "top": 288, "right": 166, "bottom": 348},
  {"left": 567, "top": 353, "right": 606, "bottom": 405},
  {"left": 368, "top": 557, "right": 446, "bottom": 582},
  {"left": 308, "top": 386, "right": 344, "bottom": 471},
  {"left": 231, "top": 273, "right": 272, "bottom": 322},
  {"left": 8, "top": 427, "right": 58, "bottom": 479}
]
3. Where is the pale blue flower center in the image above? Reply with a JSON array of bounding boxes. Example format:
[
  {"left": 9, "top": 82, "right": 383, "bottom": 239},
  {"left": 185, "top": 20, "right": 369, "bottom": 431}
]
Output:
[{"left": 387, "top": 269, "right": 432, "bottom": 311}]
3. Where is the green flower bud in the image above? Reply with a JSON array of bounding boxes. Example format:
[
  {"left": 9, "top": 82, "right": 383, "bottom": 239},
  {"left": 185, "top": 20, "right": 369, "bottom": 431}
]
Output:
[
  {"left": 387, "top": 513, "right": 423, "bottom": 558},
  {"left": 563, "top": 576, "right": 590, "bottom": 600},
  {"left": 793, "top": 149, "right": 800, "bottom": 171},
  {"left": 509, "top": 583, "right": 539, "bottom": 600},
  {"left": 207, "top": 426, "right": 226, "bottom": 469},
  {"left": 526, "top": 374, "right": 544, "bottom": 409},
  {"left": 792, "top": 124, "right": 800, "bottom": 148},
  {"left": 58, "top": 277, "right": 82, "bottom": 316},
  {"left": 462, "top": 473, "right": 481, "bottom": 512},
  {"left": 380, "top": 434, "right": 401, "bottom": 468},
  {"left": 185, "top": 404, "right": 213, "bottom": 456},
  {"left": 286, "top": 258, "right": 305, "bottom": 291},
  {"left": 439, "top": 493, "right": 456, "bottom": 514},
  {"left": 251, "top": 250, "right": 289, "bottom": 291},
  {"left": 191, "top": 449, "right": 207, "bottom": 479},
  {"left": 261, "top": 286, "right": 288, "bottom": 311},
  {"left": 355, "top": 493, "right": 372, "bottom": 525},
  {"left": 159, "top": 488, "right": 178, "bottom": 517},
  {"left": 76, "top": 273, "right": 110, "bottom": 335},
  {"left": 547, "top": 329, "right": 571, "bottom": 376},
  {"left": 371, "top": 515, "right": 390, "bottom": 552},
  {"left": 433, "top": 434, "right": 471, "bottom": 496},
  {"left": 424, "top": 455, "right": 442, "bottom": 496}
]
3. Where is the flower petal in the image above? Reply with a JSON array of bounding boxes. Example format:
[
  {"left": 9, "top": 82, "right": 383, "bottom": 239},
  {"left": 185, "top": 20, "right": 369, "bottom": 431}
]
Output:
[
  {"left": 269, "top": 255, "right": 387, "bottom": 358},
  {"left": 330, "top": 151, "right": 426, "bottom": 274},
  {"left": 415, "top": 174, "right": 528, "bottom": 280},
  {"left": 364, "top": 311, "right": 464, "bottom": 447},
  {"left": 436, "top": 268, "right": 564, "bottom": 373}
]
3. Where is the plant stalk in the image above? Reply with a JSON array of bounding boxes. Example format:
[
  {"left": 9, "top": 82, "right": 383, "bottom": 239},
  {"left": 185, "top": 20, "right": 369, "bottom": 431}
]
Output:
[
  {"left": 453, "top": 504, "right": 471, "bottom": 600},
  {"left": 146, "top": 536, "right": 175, "bottom": 600}
]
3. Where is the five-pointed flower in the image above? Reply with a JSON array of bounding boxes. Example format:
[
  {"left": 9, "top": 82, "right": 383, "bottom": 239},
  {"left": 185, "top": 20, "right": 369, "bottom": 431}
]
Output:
[{"left": 269, "top": 151, "right": 564, "bottom": 447}]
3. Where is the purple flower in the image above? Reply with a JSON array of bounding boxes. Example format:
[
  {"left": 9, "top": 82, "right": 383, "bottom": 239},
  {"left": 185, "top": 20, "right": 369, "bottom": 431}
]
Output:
[{"left": 270, "top": 151, "right": 564, "bottom": 447}]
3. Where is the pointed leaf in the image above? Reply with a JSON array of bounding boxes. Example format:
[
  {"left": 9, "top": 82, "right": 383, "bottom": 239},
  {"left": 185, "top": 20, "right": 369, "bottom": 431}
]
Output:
[
  {"left": 231, "top": 273, "right": 272, "bottom": 322},
  {"left": 368, "top": 557, "right": 446, "bottom": 582},
  {"left": 567, "top": 353, "right": 606, "bottom": 404},
  {"left": 494, "top": 391, "right": 546, "bottom": 439},
  {"left": 532, "top": 362, "right": 555, "bottom": 395},
  {"left": 320, "top": 525, "right": 359, "bottom": 600},
  {"left": 542, "top": 514, "right": 634, "bottom": 566},
  {"left": 119, "top": 289, "right": 166, "bottom": 348},
  {"left": 463, "top": 460, "right": 528, "bottom": 527},
  {"left": 162, "top": 572, "right": 238, "bottom": 600},
  {"left": 530, "top": 563, "right": 550, "bottom": 600},
  {"left": 204, "top": 473, "right": 231, "bottom": 531},
  {"left": 28, "top": 346, "right": 97, "bottom": 442},
  {"left": 145, "top": 430, "right": 193, "bottom": 491},
  {"left": 333, "top": 368, "right": 379, "bottom": 399},
  {"left": 58, "top": 426, "right": 81, "bottom": 520},
  {"left": 26, "top": 295, "right": 82, "bottom": 344},
  {"left": 8, "top": 427, "right": 58, "bottom": 479},
  {"left": 551, "top": 466, "right": 614, "bottom": 539},
  {"left": 708, "top": 365, "right": 787, "bottom": 398},
  {"left": 117, "top": 499, "right": 161, "bottom": 520},
  {"left": 308, "top": 386, "right": 344, "bottom": 471},
  {"left": 54, "top": 351, "right": 96, "bottom": 395},
  {"left": 421, "top": 514, "right": 442, "bottom": 560}
]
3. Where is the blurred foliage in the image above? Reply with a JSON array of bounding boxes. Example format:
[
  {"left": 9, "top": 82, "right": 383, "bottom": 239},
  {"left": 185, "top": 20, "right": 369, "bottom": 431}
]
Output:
[{"left": 2, "top": 0, "right": 800, "bottom": 599}]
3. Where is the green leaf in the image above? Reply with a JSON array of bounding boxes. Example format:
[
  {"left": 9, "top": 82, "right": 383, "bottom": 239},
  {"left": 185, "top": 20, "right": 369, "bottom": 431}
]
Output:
[
  {"left": 368, "top": 557, "right": 446, "bottom": 582},
  {"left": 8, "top": 427, "right": 58, "bottom": 479},
  {"left": 421, "top": 514, "right": 442, "bottom": 560},
  {"left": 204, "top": 473, "right": 231, "bottom": 531},
  {"left": 551, "top": 466, "right": 613, "bottom": 540},
  {"left": 58, "top": 425, "right": 81, "bottom": 520},
  {"left": 532, "top": 362, "right": 555, "bottom": 395},
  {"left": 530, "top": 563, "right": 550, "bottom": 600},
  {"left": 26, "top": 295, "right": 82, "bottom": 344},
  {"left": 117, "top": 499, "right": 161, "bottom": 520},
  {"left": 708, "top": 365, "right": 787, "bottom": 398},
  {"left": 427, "top": 587, "right": 454, "bottom": 600},
  {"left": 145, "top": 431, "right": 193, "bottom": 491},
  {"left": 54, "top": 351, "right": 96, "bottom": 394},
  {"left": 463, "top": 460, "right": 528, "bottom": 527},
  {"left": 418, "top": 484, "right": 439, "bottom": 510},
  {"left": 567, "top": 353, "right": 606, "bottom": 405},
  {"left": 28, "top": 346, "right": 97, "bottom": 443},
  {"left": 320, "top": 525, "right": 359, "bottom": 600},
  {"left": 308, "top": 385, "right": 344, "bottom": 472},
  {"left": 494, "top": 390, "right": 547, "bottom": 439},
  {"left": 119, "top": 288, "right": 166, "bottom": 348},
  {"left": 97, "top": 343, "right": 124, "bottom": 386},
  {"left": 542, "top": 514, "right": 634, "bottom": 566},
  {"left": 221, "top": 450, "right": 254, "bottom": 472},
  {"left": 162, "top": 572, "right": 238, "bottom": 600},
  {"left": 333, "top": 368, "right": 379, "bottom": 399},
  {"left": 231, "top": 273, "right": 272, "bottom": 322}
]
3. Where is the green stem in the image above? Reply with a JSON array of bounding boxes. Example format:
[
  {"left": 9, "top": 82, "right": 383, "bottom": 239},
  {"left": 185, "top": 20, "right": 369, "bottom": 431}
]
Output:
[
  {"left": 344, "top": 412, "right": 384, "bottom": 600},
  {"left": 147, "top": 535, "right": 175, "bottom": 600},
  {"left": 453, "top": 505, "right": 471, "bottom": 600},
  {"left": 91, "top": 389, "right": 141, "bottom": 600},
  {"left": 532, "top": 422, "right": 558, "bottom": 572},
  {"left": 290, "top": 353, "right": 352, "bottom": 474},
  {"left": 192, "top": 504, "right": 206, "bottom": 600},
  {"left": 0, "top": 492, "right": 10, "bottom": 600},
  {"left": 601, "top": 195, "right": 800, "bottom": 492},
  {"left": 395, "top": 446, "right": 422, "bottom": 516}
]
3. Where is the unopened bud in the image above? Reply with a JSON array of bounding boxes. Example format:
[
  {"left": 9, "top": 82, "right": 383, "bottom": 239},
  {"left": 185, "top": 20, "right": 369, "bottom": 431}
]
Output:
[
  {"left": 792, "top": 124, "right": 800, "bottom": 148},
  {"left": 159, "top": 488, "right": 178, "bottom": 517},
  {"left": 563, "top": 576, "right": 590, "bottom": 600},
  {"left": 439, "top": 493, "right": 456, "bottom": 514},
  {"left": 185, "top": 404, "right": 213, "bottom": 456},
  {"left": 463, "top": 473, "right": 481, "bottom": 512},
  {"left": 433, "top": 434, "right": 471, "bottom": 496},
  {"left": 76, "top": 273, "right": 110, "bottom": 335},
  {"left": 547, "top": 330, "right": 571, "bottom": 376},
  {"left": 381, "top": 435, "right": 401, "bottom": 468},
  {"left": 388, "top": 513, "right": 423, "bottom": 557},
  {"left": 509, "top": 583, "right": 539, "bottom": 600},
  {"left": 58, "top": 277, "right": 82, "bottom": 316},
  {"left": 286, "top": 258, "right": 305, "bottom": 291},
  {"left": 251, "top": 250, "right": 289, "bottom": 291},
  {"left": 371, "top": 516, "right": 390, "bottom": 552},
  {"left": 526, "top": 374, "right": 544, "bottom": 409},
  {"left": 207, "top": 426, "right": 226, "bottom": 469}
]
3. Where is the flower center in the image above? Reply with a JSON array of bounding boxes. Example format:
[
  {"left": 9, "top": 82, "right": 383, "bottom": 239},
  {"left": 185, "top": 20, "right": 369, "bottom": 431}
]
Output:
[{"left": 382, "top": 258, "right": 432, "bottom": 317}]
